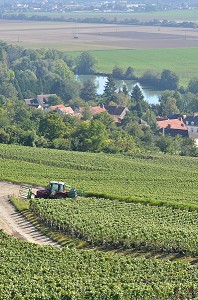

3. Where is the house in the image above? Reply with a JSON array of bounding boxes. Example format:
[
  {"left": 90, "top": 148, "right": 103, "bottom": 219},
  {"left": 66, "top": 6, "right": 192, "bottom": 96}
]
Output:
[
  {"left": 24, "top": 94, "right": 56, "bottom": 109},
  {"left": 48, "top": 104, "right": 65, "bottom": 112},
  {"left": 24, "top": 98, "right": 42, "bottom": 109},
  {"left": 57, "top": 106, "right": 75, "bottom": 116},
  {"left": 183, "top": 115, "right": 198, "bottom": 146},
  {"left": 103, "top": 105, "right": 129, "bottom": 121},
  {"left": 73, "top": 105, "right": 129, "bottom": 122},
  {"left": 73, "top": 106, "right": 106, "bottom": 118},
  {"left": 48, "top": 104, "right": 75, "bottom": 116},
  {"left": 89, "top": 106, "right": 106, "bottom": 115},
  {"left": 157, "top": 118, "right": 189, "bottom": 137}
]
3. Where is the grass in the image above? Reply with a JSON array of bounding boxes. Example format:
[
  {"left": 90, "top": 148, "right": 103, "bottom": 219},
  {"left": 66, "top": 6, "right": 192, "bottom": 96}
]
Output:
[
  {"left": 11, "top": 9, "right": 198, "bottom": 22},
  {"left": 9, "top": 196, "right": 198, "bottom": 264},
  {"left": 0, "top": 144, "right": 198, "bottom": 206},
  {"left": 71, "top": 48, "right": 198, "bottom": 86}
]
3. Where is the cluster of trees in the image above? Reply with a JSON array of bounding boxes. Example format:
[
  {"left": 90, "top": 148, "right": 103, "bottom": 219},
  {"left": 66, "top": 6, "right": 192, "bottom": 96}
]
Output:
[
  {"left": 0, "top": 42, "right": 197, "bottom": 156},
  {"left": 112, "top": 66, "right": 180, "bottom": 91}
]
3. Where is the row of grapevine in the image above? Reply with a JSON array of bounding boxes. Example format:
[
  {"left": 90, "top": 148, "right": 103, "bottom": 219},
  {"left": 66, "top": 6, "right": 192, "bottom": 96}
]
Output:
[
  {"left": 0, "top": 231, "right": 197, "bottom": 299},
  {"left": 30, "top": 197, "right": 198, "bottom": 256},
  {"left": 0, "top": 143, "right": 198, "bottom": 205}
]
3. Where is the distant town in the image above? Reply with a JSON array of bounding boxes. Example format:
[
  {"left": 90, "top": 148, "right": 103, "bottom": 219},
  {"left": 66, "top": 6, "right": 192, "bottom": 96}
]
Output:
[{"left": 1, "top": 0, "right": 198, "bottom": 14}]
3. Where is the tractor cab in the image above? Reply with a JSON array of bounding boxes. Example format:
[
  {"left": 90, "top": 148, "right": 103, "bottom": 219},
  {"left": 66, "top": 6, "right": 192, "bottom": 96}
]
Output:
[
  {"left": 49, "top": 181, "right": 65, "bottom": 193},
  {"left": 36, "top": 181, "right": 77, "bottom": 199}
]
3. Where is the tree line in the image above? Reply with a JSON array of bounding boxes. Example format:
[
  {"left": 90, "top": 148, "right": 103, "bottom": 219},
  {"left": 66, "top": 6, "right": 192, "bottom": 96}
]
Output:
[{"left": 0, "top": 13, "right": 197, "bottom": 30}]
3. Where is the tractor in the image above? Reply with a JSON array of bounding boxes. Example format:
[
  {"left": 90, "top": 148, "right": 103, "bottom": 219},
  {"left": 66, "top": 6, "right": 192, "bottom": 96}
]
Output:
[{"left": 35, "top": 181, "right": 77, "bottom": 199}]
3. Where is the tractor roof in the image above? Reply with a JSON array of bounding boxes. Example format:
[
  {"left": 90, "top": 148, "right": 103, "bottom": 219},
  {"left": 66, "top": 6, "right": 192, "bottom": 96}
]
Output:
[{"left": 50, "top": 181, "right": 65, "bottom": 185}]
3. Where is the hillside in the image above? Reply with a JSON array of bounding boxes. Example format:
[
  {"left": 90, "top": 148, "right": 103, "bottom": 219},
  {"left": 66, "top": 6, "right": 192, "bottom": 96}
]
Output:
[
  {"left": 0, "top": 143, "right": 197, "bottom": 299},
  {"left": 0, "top": 143, "right": 197, "bottom": 205}
]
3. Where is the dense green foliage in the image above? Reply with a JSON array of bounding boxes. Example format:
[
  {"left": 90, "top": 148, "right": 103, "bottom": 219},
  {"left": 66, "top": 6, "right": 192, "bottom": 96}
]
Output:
[
  {"left": 0, "top": 42, "right": 198, "bottom": 156},
  {"left": 0, "top": 231, "right": 197, "bottom": 299},
  {"left": 30, "top": 197, "right": 198, "bottom": 256},
  {"left": 0, "top": 144, "right": 198, "bottom": 205}
]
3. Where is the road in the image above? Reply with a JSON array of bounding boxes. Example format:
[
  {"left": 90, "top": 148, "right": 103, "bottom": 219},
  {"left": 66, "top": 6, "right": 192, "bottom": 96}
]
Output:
[{"left": 0, "top": 181, "right": 61, "bottom": 247}]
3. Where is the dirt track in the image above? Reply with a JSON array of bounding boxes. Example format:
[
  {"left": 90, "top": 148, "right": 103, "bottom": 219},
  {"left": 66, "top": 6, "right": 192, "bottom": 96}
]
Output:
[{"left": 0, "top": 181, "right": 61, "bottom": 247}]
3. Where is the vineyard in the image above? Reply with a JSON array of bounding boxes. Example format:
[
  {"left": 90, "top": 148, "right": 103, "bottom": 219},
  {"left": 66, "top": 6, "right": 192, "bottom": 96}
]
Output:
[
  {"left": 0, "top": 231, "right": 197, "bottom": 299},
  {"left": 30, "top": 197, "right": 198, "bottom": 256},
  {"left": 0, "top": 143, "right": 198, "bottom": 299},
  {"left": 0, "top": 144, "right": 198, "bottom": 205}
]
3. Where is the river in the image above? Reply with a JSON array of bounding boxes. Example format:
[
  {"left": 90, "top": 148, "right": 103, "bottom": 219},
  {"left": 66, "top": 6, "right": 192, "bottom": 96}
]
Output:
[{"left": 76, "top": 75, "right": 162, "bottom": 105}]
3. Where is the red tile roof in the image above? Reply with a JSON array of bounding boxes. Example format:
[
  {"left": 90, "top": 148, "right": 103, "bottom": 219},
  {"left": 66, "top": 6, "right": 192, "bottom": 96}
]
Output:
[
  {"left": 89, "top": 106, "right": 106, "bottom": 115},
  {"left": 157, "top": 119, "right": 187, "bottom": 130},
  {"left": 58, "top": 107, "right": 74, "bottom": 115},
  {"left": 49, "top": 104, "right": 65, "bottom": 110}
]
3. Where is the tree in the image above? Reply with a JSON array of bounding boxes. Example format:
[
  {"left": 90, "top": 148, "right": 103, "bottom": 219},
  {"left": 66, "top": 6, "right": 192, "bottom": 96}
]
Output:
[
  {"left": 42, "top": 72, "right": 61, "bottom": 94},
  {"left": 75, "top": 52, "right": 97, "bottom": 74},
  {"left": 81, "top": 107, "right": 92, "bottom": 120},
  {"left": 140, "top": 70, "right": 160, "bottom": 86},
  {"left": 93, "top": 111, "right": 115, "bottom": 129},
  {"left": 125, "top": 66, "right": 135, "bottom": 80},
  {"left": 15, "top": 69, "right": 39, "bottom": 98},
  {"left": 0, "top": 82, "right": 18, "bottom": 100},
  {"left": 180, "top": 138, "right": 198, "bottom": 157},
  {"left": 39, "top": 112, "right": 70, "bottom": 141},
  {"left": 80, "top": 79, "right": 97, "bottom": 101},
  {"left": 72, "top": 120, "right": 109, "bottom": 152},
  {"left": 159, "top": 90, "right": 180, "bottom": 116},
  {"left": 156, "top": 135, "right": 174, "bottom": 154},
  {"left": 122, "top": 84, "right": 128, "bottom": 96},
  {"left": 0, "top": 107, "right": 10, "bottom": 127},
  {"left": 12, "top": 56, "right": 34, "bottom": 72},
  {"left": 112, "top": 66, "right": 124, "bottom": 79},
  {"left": 51, "top": 78, "right": 81, "bottom": 103},
  {"left": 47, "top": 95, "right": 63, "bottom": 106},
  {"left": 188, "top": 77, "right": 198, "bottom": 94},
  {"left": 131, "top": 84, "right": 144, "bottom": 103},
  {"left": 106, "top": 132, "right": 139, "bottom": 154},
  {"left": 103, "top": 75, "right": 117, "bottom": 102},
  {"left": 53, "top": 59, "right": 74, "bottom": 80},
  {"left": 13, "top": 105, "right": 32, "bottom": 130},
  {"left": 130, "top": 84, "right": 150, "bottom": 118},
  {"left": 51, "top": 138, "right": 71, "bottom": 151},
  {"left": 160, "top": 69, "right": 179, "bottom": 90}
]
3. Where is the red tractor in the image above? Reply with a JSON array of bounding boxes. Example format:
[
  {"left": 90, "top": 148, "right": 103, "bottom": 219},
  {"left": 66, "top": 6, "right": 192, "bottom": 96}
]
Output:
[{"left": 35, "top": 181, "right": 77, "bottom": 199}]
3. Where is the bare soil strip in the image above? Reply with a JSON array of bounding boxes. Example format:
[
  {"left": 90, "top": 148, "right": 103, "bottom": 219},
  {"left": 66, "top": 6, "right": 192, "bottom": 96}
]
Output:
[{"left": 0, "top": 181, "right": 61, "bottom": 247}]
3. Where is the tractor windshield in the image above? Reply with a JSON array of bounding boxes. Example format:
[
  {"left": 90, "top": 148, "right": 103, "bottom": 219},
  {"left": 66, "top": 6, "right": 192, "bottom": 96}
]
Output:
[{"left": 50, "top": 183, "right": 59, "bottom": 193}]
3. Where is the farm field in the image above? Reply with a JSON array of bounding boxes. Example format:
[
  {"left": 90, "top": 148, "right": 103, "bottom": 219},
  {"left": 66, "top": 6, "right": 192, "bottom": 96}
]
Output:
[
  {"left": 0, "top": 143, "right": 198, "bottom": 298},
  {"left": 13, "top": 9, "right": 198, "bottom": 22},
  {"left": 1, "top": 20, "right": 198, "bottom": 51},
  {"left": 0, "top": 20, "right": 198, "bottom": 85},
  {"left": 0, "top": 230, "right": 197, "bottom": 299},
  {"left": 0, "top": 143, "right": 198, "bottom": 205},
  {"left": 30, "top": 197, "right": 198, "bottom": 256},
  {"left": 85, "top": 48, "right": 198, "bottom": 85}
]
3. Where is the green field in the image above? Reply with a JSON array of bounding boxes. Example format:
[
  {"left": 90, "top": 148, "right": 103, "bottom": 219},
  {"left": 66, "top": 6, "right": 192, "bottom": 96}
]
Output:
[
  {"left": 0, "top": 19, "right": 197, "bottom": 85},
  {"left": 0, "top": 144, "right": 198, "bottom": 298},
  {"left": 31, "top": 197, "right": 198, "bottom": 255},
  {"left": 0, "top": 231, "right": 197, "bottom": 299},
  {"left": 17, "top": 9, "right": 198, "bottom": 22},
  {"left": 0, "top": 143, "right": 198, "bottom": 205},
  {"left": 80, "top": 48, "right": 198, "bottom": 86}
]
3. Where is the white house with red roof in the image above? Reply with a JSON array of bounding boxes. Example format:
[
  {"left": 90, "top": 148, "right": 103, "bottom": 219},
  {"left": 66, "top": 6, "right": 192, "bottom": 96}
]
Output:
[{"left": 157, "top": 117, "right": 189, "bottom": 137}]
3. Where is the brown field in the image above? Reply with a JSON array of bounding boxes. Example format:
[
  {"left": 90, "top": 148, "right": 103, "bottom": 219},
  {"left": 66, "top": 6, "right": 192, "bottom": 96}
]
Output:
[{"left": 0, "top": 20, "right": 198, "bottom": 51}]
